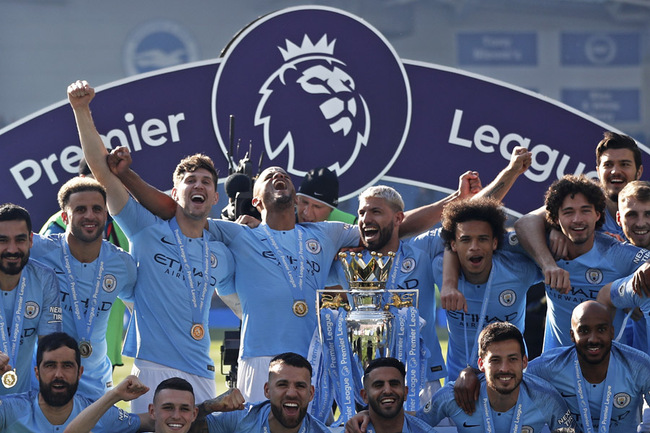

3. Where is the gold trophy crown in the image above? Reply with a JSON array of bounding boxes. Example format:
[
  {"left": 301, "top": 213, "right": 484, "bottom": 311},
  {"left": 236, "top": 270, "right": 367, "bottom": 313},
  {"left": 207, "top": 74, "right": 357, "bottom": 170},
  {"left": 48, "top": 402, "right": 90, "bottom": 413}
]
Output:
[{"left": 338, "top": 251, "right": 395, "bottom": 290}]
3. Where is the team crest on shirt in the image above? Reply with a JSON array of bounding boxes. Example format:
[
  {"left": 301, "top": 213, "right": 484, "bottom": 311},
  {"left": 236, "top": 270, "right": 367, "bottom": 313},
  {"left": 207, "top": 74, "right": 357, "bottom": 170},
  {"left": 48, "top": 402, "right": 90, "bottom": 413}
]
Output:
[
  {"left": 520, "top": 427, "right": 533, "bottom": 433},
  {"left": 585, "top": 268, "right": 603, "bottom": 285},
  {"left": 507, "top": 231, "right": 519, "bottom": 246},
  {"left": 24, "top": 301, "right": 39, "bottom": 319},
  {"left": 401, "top": 257, "right": 415, "bottom": 273},
  {"left": 210, "top": 252, "right": 218, "bottom": 268},
  {"left": 423, "top": 400, "right": 432, "bottom": 413},
  {"left": 613, "top": 392, "right": 631, "bottom": 408},
  {"left": 306, "top": 239, "right": 322, "bottom": 254},
  {"left": 103, "top": 274, "right": 117, "bottom": 292},
  {"left": 499, "top": 289, "right": 516, "bottom": 307}
]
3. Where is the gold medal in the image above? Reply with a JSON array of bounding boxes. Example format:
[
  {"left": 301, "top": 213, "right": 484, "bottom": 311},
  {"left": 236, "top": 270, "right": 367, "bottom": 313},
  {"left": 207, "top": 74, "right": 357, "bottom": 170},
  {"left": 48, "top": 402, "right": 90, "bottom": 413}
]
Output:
[
  {"left": 191, "top": 323, "right": 205, "bottom": 340},
  {"left": 1, "top": 369, "right": 17, "bottom": 389},
  {"left": 79, "top": 341, "right": 93, "bottom": 358},
  {"left": 293, "top": 300, "right": 308, "bottom": 317}
]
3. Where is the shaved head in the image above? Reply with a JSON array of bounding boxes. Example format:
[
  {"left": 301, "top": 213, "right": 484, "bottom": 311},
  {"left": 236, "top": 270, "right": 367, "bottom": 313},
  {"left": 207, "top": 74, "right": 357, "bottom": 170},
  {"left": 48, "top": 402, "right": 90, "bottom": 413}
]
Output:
[{"left": 571, "top": 300, "right": 611, "bottom": 329}]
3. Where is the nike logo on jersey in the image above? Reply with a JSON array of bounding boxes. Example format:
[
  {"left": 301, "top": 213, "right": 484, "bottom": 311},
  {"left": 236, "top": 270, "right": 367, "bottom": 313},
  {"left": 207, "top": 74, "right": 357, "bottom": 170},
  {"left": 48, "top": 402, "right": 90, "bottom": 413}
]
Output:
[
  {"left": 561, "top": 391, "right": 576, "bottom": 397},
  {"left": 160, "top": 237, "right": 175, "bottom": 245},
  {"left": 463, "top": 422, "right": 480, "bottom": 428}
]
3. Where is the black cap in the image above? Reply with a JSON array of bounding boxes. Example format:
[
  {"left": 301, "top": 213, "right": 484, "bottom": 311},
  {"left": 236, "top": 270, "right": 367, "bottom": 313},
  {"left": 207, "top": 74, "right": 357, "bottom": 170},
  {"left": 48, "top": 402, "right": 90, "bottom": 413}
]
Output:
[{"left": 297, "top": 167, "right": 339, "bottom": 208}]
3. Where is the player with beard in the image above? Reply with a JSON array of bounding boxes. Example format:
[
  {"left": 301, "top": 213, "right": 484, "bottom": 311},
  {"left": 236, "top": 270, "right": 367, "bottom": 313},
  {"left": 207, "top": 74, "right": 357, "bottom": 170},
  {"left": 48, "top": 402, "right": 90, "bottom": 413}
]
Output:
[
  {"left": 327, "top": 185, "right": 449, "bottom": 402},
  {"left": 0, "top": 203, "right": 61, "bottom": 395},
  {"left": 527, "top": 301, "right": 650, "bottom": 433},
  {"left": 194, "top": 352, "right": 329, "bottom": 433},
  {"left": 514, "top": 174, "right": 650, "bottom": 351},
  {"left": 0, "top": 332, "right": 150, "bottom": 432},
  {"left": 102, "top": 155, "right": 482, "bottom": 405},
  {"left": 69, "top": 81, "right": 236, "bottom": 412},
  {"left": 346, "top": 323, "right": 573, "bottom": 432},
  {"left": 360, "top": 358, "right": 437, "bottom": 433},
  {"left": 420, "top": 322, "right": 573, "bottom": 432},
  {"left": 29, "top": 176, "right": 137, "bottom": 400}
]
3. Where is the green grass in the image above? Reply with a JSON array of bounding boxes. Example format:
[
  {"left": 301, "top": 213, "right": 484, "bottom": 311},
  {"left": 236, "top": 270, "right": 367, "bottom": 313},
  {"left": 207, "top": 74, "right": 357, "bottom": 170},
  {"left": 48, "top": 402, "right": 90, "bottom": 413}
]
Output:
[
  {"left": 112, "top": 329, "right": 233, "bottom": 410},
  {"left": 112, "top": 326, "right": 450, "bottom": 410}
]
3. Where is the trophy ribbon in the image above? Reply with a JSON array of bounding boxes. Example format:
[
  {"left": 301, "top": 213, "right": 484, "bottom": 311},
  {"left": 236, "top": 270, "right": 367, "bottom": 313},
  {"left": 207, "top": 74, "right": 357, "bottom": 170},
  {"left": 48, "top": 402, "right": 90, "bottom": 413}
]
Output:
[
  {"left": 404, "top": 305, "right": 422, "bottom": 411},
  {"left": 0, "top": 274, "right": 28, "bottom": 389},
  {"left": 170, "top": 219, "right": 210, "bottom": 341},
  {"left": 261, "top": 225, "right": 307, "bottom": 317},
  {"left": 61, "top": 237, "right": 107, "bottom": 358},
  {"left": 307, "top": 328, "right": 333, "bottom": 422},
  {"left": 319, "top": 307, "right": 359, "bottom": 424}
]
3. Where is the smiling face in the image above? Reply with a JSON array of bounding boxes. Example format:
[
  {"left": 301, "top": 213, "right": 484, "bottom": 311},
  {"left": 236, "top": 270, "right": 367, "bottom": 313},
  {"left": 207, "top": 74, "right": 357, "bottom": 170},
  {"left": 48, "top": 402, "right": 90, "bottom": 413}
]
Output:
[
  {"left": 617, "top": 196, "right": 650, "bottom": 248},
  {"left": 479, "top": 339, "right": 526, "bottom": 397},
  {"left": 557, "top": 193, "right": 600, "bottom": 247},
  {"left": 171, "top": 168, "right": 219, "bottom": 221},
  {"left": 0, "top": 219, "right": 32, "bottom": 276},
  {"left": 264, "top": 362, "right": 314, "bottom": 430},
  {"left": 150, "top": 389, "right": 198, "bottom": 433},
  {"left": 357, "top": 196, "right": 403, "bottom": 253},
  {"left": 62, "top": 190, "right": 107, "bottom": 244},
  {"left": 361, "top": 366, "right": 407, "bottom": 421},
  {"left": 36, "top": 346, "right": 82, "bottom": 407},
  {"left": 571, "top": 302, "right": 613, "bottom": 366},
  {"left": 450, "top": 220, "right": 497, "bottom": 284},
  {"left": 597, "top": 148, "right": 643, "bottom": 203},
  {"left": 253, "top": 167, "right": 296, "bottom": 213}
]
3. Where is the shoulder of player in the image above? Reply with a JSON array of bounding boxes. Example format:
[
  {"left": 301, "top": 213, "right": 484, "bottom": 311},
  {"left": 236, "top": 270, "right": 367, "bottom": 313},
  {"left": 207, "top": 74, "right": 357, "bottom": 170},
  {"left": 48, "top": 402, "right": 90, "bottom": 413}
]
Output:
[
  {"left": 527, "top": 346, "right": 572, "bottom": 373},
  {"left": 612, "top": 340, "right": 650, "bottom": 368},
  {"left": 25, "top": 257, "right": 58, "bottom": 279}
]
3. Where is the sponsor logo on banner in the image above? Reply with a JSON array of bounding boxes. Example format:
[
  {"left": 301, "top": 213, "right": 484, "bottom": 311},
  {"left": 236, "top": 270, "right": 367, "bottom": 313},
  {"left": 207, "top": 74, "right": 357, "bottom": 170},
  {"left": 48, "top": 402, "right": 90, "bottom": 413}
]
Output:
[{"left": 123, "top": 20, "right": 200, "bottom": 76}]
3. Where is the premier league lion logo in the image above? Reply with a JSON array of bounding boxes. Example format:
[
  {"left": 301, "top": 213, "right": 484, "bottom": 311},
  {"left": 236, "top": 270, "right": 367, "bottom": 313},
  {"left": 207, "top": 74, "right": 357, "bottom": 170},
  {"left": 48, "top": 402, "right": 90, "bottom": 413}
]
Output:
[
  {"left": 255, "top": 35, "right": 370, "bottom": 175},
  {"left": 213, "top": 6, "right": 410, "bottom": 199}
]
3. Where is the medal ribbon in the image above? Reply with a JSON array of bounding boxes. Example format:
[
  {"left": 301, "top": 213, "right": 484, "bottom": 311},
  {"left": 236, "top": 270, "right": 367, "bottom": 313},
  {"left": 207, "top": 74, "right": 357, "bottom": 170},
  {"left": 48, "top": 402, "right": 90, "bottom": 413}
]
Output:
[
  {"left": 480, "top": 384, "right": 524, "bottom": 433},
  {"left": 170, "top": 219, "right": 210, "bottom": 326},
  {"left": 261, "top": 224, "right": 306, "bottom": 307},
  {"left": 60, "top": 237, "right": 105, "bottom": 343},
  {"left": 0, "top": 274, "right": 27, "bottom": 370},
  {"left": 405, "top": 305, "right": 422, "bottom": 411},
  {"left": 461, "top": 269, "right": 494, "bottom": 368},
  {"left": 573, "top": 350, "right": 615, "bottom": 433}
]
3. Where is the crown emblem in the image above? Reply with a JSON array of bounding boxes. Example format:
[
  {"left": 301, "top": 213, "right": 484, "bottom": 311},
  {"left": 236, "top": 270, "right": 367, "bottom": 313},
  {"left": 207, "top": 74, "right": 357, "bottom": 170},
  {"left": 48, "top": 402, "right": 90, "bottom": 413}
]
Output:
[
  {"left": 338, "top": 251, "right": 395, "bottom": 290},
  {"left": 279, "top": 34, "right": 336, "bottom": 62}
]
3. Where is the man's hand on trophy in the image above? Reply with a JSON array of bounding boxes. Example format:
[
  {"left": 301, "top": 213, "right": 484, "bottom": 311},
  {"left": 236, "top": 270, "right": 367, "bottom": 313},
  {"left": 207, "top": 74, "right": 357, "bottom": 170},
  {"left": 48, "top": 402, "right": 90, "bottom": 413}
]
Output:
[{"left": 344, "top": 410, "right": 370, "bottom": 433}]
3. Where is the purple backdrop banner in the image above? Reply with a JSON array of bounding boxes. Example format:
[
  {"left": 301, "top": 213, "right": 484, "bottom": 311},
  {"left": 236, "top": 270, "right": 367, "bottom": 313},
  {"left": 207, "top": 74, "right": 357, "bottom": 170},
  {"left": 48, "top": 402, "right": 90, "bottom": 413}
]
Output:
[{"left": 0, "top": 6, "right": 644, "bottom": 227}]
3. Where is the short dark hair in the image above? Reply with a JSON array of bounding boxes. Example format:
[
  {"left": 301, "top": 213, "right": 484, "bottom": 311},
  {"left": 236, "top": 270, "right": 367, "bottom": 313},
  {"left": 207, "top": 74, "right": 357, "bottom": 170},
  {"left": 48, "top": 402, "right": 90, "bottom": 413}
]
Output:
[
  {"left": 269, "top": 352, "right": 312, "bottom": 376},
  {"left": 440, "top": 198, "right": 506, "bottom": 249},
  {"left": 173, "top": 154, "right": 219, "bottom": 188},
  {"left": 36, "top": 332, "right": 80, "bottom": 368},
  {"left": 545, "top": 175, "right": 606, "bottom": 230},
  {"left": 478, "top": 322, "right": 525, "bottom": 359},
  {"left": 0, "top": 203, "right": 32, "bottom": 233},
  {"left": 363, "top": 357, "right": 406, "bottom": 386},
  {"left": 596, "top": 131, "right": 642, "bottom": 170},
  {"left": 154, "top": 377, "right": 195, "bottom": 403},
  {"left": 57, "top": 177, "right": 107, "bottom": 210}
]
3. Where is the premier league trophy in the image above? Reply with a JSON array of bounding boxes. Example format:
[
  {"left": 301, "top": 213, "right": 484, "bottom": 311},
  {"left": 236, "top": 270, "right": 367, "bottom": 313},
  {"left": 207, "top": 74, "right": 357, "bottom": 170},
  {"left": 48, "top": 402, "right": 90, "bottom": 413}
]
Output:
[{"left": 313, "top": 251, "right": 422, "bottom": 424}]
